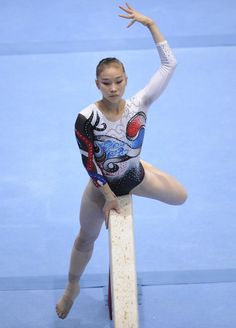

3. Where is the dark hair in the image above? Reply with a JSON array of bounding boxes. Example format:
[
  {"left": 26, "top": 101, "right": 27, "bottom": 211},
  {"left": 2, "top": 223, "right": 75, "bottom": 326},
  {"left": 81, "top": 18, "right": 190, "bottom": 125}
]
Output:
[{"left": 96, "top": 57, "right": 125, "bottom": 78}]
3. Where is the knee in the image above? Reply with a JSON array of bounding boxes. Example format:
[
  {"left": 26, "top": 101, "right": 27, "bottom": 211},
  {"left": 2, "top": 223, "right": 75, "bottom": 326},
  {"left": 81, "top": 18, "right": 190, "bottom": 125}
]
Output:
[{"left": 74, "top": 231, "right": 98, "bottom": 252}]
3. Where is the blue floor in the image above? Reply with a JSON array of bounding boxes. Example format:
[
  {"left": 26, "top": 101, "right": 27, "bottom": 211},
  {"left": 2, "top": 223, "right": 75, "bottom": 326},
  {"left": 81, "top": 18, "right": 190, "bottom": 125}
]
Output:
[
  {"left": 1, "top": 283, "right": 236, "bottom": 328},
  {"left": 0, "top": 1, "right": 236, "bottom": 327}
]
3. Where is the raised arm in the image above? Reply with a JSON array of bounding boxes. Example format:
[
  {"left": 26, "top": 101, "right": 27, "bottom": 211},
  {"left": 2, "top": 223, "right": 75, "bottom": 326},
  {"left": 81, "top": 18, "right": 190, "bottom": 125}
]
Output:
[{"left": 119, "top": 3, "right": 177, "bottom": 107}]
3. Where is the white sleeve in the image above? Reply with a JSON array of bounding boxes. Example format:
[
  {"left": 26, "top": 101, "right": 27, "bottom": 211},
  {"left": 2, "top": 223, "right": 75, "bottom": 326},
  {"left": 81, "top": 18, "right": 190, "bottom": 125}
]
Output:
[{"left": 137, "top": 41, "right": 177, "bottom": 109}]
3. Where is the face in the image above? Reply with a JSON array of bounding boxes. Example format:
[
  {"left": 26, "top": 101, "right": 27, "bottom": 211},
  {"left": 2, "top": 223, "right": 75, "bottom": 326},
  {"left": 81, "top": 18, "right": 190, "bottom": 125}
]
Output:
[{"left": 96, "top": 64, "right": 128, "bottom": 104}]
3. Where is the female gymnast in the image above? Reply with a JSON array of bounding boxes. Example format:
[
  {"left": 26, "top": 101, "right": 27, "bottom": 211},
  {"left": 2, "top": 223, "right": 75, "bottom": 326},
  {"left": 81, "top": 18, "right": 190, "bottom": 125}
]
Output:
[{"left": 56, "top": 2, "right": 187, "bottom": 319}]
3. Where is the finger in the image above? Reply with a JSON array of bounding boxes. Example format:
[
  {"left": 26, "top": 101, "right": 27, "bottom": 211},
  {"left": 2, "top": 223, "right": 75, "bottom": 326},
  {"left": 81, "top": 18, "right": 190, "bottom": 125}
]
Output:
[
  {"left": 104, "top": 212, "right": 109, "bottom": 229},
  {"left": 115, "top": 204, "right": 121, "bottom": 214},
  {"left": 125, "top": 2, "right": 134, "bottom": 10},
  {"left": 119, "top": 5, "right": 132, "bottom": 14},
  {"left": 118, "top": 14, "right": 133, "bottom": 19},
  {"left": 103, "top": 208, "right": 109, "bottom": 227},
  {"left": 127, "top": 19, "right": 136, "bottom": 28}
]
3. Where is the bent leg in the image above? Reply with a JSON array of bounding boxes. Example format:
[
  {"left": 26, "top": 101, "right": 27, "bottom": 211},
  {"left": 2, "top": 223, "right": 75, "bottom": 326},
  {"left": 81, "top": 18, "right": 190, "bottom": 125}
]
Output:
[
  {"left": 56, "top": 180, "right": 105, "bottom": 319},
  {"left": 131, "top": 160, "right": 187, "bottom": 205}
]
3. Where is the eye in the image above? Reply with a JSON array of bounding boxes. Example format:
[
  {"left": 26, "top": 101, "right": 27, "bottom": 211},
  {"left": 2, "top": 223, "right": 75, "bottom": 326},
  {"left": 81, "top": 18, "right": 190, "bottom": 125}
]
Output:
[
  {"left": 102, "top": 82, "right": 111, "bottom": 86},
  {"left": 116, "top": 80, "right": 123, "bottom": 84}
]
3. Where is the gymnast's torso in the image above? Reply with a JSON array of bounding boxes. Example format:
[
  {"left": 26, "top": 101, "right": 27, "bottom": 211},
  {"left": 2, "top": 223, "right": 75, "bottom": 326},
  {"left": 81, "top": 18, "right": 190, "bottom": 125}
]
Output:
[
  {"left": 75, "top": 96, "right": 147, "bottom": 195},
  {"left": 75, "top": 41, "right": 177, "bottom": 196}
]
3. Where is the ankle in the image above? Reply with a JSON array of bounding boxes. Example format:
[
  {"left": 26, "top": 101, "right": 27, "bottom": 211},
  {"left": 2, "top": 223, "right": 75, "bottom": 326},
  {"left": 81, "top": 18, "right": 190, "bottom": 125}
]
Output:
[{"left": 64, "top": 282, "right": 80, "bottom": 301}]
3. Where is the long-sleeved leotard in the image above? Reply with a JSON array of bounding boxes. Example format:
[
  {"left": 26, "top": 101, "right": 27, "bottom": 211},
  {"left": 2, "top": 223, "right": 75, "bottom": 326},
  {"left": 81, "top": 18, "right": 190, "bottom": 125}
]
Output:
[{"left": 75, "top": 41, "right": 177, "bottom": 196}]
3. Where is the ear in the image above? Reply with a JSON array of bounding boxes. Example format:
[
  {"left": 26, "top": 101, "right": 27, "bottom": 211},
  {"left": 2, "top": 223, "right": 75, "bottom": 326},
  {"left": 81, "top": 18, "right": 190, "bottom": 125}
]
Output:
[
  {"left": 125, "top": 75, "right": 128, "bottom": 86},
  {"left": 95, "top": 79, "right": 100, "bottom": 90}
]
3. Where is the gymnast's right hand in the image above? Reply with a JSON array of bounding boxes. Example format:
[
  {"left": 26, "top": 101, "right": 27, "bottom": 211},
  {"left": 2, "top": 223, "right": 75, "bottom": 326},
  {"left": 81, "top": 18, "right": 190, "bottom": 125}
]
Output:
[{"left": 103, "top": 198, "right": 121, "bottom": 229}]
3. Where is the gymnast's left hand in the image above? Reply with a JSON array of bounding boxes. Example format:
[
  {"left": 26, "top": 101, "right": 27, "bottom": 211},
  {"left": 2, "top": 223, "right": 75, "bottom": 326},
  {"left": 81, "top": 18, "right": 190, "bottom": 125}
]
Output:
[{"left": 103, "top": 198, "right": 121, "bottom": 229}]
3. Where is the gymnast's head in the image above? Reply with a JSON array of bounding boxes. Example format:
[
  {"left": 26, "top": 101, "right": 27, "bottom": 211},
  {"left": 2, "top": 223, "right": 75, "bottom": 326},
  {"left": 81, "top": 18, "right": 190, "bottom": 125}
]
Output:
[
  {"left": 96, "top": 57, "right": 126, "bottom": 78},
  {"left": 95, "top": 58, "right": 128, "bottom": 98}
]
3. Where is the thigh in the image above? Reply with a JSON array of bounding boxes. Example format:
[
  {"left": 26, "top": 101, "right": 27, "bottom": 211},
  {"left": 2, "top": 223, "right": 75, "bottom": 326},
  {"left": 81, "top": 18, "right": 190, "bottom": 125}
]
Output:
[
  {"left": 79, "top": 180, "right": 105, "bottom": 240},
  {"left": 131, "top": 160, "right": 187, "bottom": 205}
]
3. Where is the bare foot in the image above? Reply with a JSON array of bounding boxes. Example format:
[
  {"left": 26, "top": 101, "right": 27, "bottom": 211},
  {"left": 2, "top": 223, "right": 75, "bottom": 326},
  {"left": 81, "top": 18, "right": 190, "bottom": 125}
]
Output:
[
  {"left": 56, "top": 295, "right": 74, "bottom": 319},
  {"left": 56, "top": 282, "right": 80, "bottom": 319}
]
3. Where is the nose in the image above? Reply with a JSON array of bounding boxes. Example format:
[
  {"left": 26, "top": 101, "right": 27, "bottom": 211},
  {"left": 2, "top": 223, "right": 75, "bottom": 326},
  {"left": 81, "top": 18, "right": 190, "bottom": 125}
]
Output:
[{"left": 110, "top": 83, "right": 117, "bottom": 93}]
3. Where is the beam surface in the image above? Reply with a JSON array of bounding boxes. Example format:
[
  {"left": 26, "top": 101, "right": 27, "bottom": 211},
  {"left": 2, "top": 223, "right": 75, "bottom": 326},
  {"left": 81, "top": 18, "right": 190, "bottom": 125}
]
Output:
[{"left": 109, "top": 195, "right": 139, "bottom": 328}]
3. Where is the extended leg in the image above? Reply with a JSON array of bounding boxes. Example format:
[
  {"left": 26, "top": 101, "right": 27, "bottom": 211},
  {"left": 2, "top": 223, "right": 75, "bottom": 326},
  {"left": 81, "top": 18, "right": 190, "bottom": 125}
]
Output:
[
  {"left": 56, "top": 180, "right": 105, "bottom": 319},
  {"left": 131, "top": 160, "right": 187, "bottom": 205}
]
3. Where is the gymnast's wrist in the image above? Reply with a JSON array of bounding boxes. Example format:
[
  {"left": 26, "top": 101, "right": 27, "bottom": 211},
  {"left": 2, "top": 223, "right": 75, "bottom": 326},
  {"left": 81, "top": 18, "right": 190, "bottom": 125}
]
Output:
[
  {"left": 145, "top": 18, "right": 155, "bottom": 28},
  {"left": 101, "top": 184, "right": 116, "bottom": 201},
  {"left": 104, "top": 192, "right": 117, "bottom": 202}
]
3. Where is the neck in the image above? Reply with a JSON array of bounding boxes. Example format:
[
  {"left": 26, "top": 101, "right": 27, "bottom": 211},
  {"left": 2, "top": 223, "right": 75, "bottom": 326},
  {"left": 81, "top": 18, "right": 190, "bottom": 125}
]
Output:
[{"left": 100, "top": 98, "right": 124, "bottom": 113}]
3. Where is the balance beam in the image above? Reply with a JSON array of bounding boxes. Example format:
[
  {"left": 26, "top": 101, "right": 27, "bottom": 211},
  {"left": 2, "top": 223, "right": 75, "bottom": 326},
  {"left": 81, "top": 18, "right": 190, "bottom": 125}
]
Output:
[{"left": 108, "top": 194, "right": 139, "bottom": 327}]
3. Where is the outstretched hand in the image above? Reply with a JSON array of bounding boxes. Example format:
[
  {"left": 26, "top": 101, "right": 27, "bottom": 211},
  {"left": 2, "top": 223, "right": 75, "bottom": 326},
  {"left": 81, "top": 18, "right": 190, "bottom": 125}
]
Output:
[{"left": 119, "top": 2, "right": 154, "bottom": 28}]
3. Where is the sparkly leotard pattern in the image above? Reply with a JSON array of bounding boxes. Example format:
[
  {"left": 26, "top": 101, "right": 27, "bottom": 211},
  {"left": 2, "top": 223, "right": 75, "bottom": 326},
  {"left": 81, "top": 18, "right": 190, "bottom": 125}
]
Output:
[{"left": 75, "top": 41, "right": 177, "bottom": 196}]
